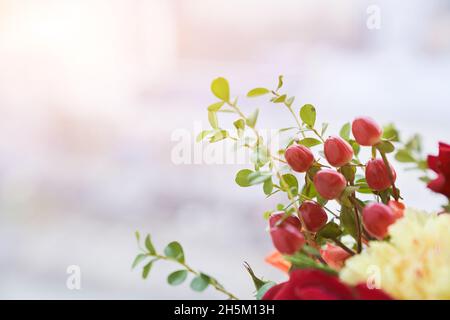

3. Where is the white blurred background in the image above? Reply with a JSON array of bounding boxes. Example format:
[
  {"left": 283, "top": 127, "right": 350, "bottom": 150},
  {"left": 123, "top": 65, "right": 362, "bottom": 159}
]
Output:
[{"left": 0, "top": 0, "right": 449, "bottom": 299}]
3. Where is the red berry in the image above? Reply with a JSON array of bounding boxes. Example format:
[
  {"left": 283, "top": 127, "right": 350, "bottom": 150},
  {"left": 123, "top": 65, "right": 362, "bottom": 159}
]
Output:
[
  {"left": 298, "top": 201, "right": 328, "bottom": 232},
  {"left": 324, "top": 136, "right": 354, "bottom": 167},
  {"left": 313, "top": 169, "right": 347, "bottom": 200},
  {"left": 352, "top": 117, "right": 382, "bottom": 146},
  {"left": 269, "top": 212, "right": 305, "bottom": 255},
  {"left": 365, "top": 158, "right": 397, "bottom": 191},
  {"left": 269, "top": 212, "right": 302, "bottom": 229},
  {"left": 362, "top": 203, "right": 397, "bottom": 239},
  {"left": 285, "top": 144, "right": 314, "bottom": 173}
]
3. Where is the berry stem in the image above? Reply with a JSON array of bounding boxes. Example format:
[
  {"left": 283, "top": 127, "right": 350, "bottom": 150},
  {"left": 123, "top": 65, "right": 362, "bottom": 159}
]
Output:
[
  {"left": 331, "top": 238, "right": 356, "bottom": 256},
  {"left": 271, "top": 91, "right": 306, "bottom": 138},
  {"left": 310, "top": 126, "right": 326, "bottom": 143},
  {"left": 349, "top": 196, "right": 363, "bottom": 253}
]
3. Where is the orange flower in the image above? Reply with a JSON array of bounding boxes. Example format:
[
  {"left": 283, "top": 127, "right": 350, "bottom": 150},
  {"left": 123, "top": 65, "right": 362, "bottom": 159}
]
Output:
[
  {"left": 320, "top": 243, "right": 351, "bottom": 270},
  {"left": 265, "top": 251, "right": 291, "bottom": 273},
  {"left": 388, "top": 200, "right": 405, "bottom": 220}
]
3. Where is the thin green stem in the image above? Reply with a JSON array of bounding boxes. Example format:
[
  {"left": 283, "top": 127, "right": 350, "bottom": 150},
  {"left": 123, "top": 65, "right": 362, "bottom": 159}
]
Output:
[
  {"left": 153, "top": 254, "right": 239, "bottom": 300},
  {"left": 286, "top": 105, "right": 306, "bottom": 138},
  {"left": 310, "top": 127, "right": 325, "bottom": 143},
  {"left": 271, "top": 91, "right": 306, "bottom": 138},
  {"left": 348, "top": 193, "right": 363, "bottom": 253},
  {"left": 332, "top": 238, "right": 356, "bottom": 256}
]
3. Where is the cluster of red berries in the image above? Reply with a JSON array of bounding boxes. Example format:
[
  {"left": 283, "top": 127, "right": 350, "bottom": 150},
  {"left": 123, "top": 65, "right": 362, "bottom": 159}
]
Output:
[{"left": 270, "top": 117, "right": 404, "bottom": 255}]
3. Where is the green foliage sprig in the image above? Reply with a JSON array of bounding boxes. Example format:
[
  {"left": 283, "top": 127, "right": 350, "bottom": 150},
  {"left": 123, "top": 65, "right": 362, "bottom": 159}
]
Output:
[{"left": 132, "top": 231, "right": 238, "bottom": 300}]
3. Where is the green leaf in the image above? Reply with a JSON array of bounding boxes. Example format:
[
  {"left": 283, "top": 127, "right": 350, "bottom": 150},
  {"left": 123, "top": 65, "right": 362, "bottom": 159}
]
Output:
[
  {"left": 276, "top": 75, "right": 284, "bottom": 91},
  {"left": 263, "top": 210, "right": 273, "bottom": 219},
  {"left": 349, "top": 140, "right": 360, "bottom": 156},
  {"left": 167, "top": 270, "right": 188, "bottom": 286},
  {"left": 247, "top": 88, "right": 270, "bottom": 97},
  {"left": 233, "top": 119, "right": 245, "bottom": 138},
  {"left": 405, "top": 134, "right": 422, "bottom": 152},
  {"left": 285, "top": 252, "right": 338, "bottom": 275},
  {"left": 301, "top": 244, "right": 321, "bottom": 257},
  {"left": 419, "top": 176, "right": 431, "bottom": 183},
  {"left": 340, "top": 165, "right": 356, "bottom": 182},
  {"left": 243, "top": 262, "right": 267, "bottom": 291},
  {"left": 164, "top": 242, "right": 185, "bottom": 263},
  {"left": 233, "top": 119, "right": 245, "bottom": 130},
  {"left": 145, "top": 235, "right": 156, "bottom": 255},
  {"left": 280, "top": 174, "right": 298, "bottom": 195},
  {"left": 382, "top": 123, "right": 400, "bottom": 142},
  {"left": 207, "top": 101, "right": 225, "bottom": 112},
  {"left": 395, "top": 149, "right": 416, "bottom": 163},
  {"left": 339, "top": 123, "right": 351, "bottom": 141},
  {"left": 298, "top": 137, "right": 321, "bottom": 147},
  {"left": 209, "top": 130, "right": 228, "bottom": 143},
  {"left": 263, "top": 178, "right": 274, "bottom": 195},
  {"left": 246, "top": 109, "right": 259, "bottom": 128},
  {"left": 376, "top": 140, "right": 395, "bottom": 154},
  {"left": 135, "top": 231, "right": 141, "bottom": 243},
  {"left": 256, "top": 282, "right": 277, "bottom": 300},
  {"left": 196, "top": 130, "right": 211, "bottom": 143},
  {"left": 142, "top": 260, "right": 155, "bottom": 279},
  {"left": 190, "top": 274, "right": 210, "bottom": 292},
  {"left": 248, "top": 171, "right": 272, "bottom": 185},
  {"left": 273, "top": 94, "right": 286, "bottom": 103},
  {"left": 235, "top": 169, "right": 253, "bottom": 187},
  {"left": 317, "top": 222, "right": 342, "bottom": 239},
  {"left": 417, "top": 160, "right": 428, "bottom": 170},
  {"left": 211, "top": 77, "right": 230, "bottom": 102},
  {"left": 340, "top": 206, "right": 357, "bottom": 240},
  {"left": 132, "top": 254, "right": 147, "bottom": 269},
  {"left": 301, "top": 179, "right": 317, "bottom": 198},
  {"left": 208, "top": 111, "right": 218, "bottom": 129},
  {"left": 355, "top": 184, "right": 373, "bottom": 194},
  {"left": 300, "top": 104, "right": 316, "bottom": 127}
]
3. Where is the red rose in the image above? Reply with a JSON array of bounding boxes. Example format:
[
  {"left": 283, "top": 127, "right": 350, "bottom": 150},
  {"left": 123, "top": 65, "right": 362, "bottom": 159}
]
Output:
[
  {"left": 262, "top": 269, "right": 392, "bottom": 300},
  {"left": 427, "top": 142, "right": 450, "bottom": 198}
]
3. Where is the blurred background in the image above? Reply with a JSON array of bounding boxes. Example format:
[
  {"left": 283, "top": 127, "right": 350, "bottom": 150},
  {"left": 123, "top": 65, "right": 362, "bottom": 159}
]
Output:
[{"left": 0, "top": 0, "right": 449, "bottom": 299}]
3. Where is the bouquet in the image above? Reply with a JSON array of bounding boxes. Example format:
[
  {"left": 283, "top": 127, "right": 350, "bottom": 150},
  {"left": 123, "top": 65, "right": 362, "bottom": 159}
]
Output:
[{"left": 133, "top": 76, "right": 450, "bottom": 300}]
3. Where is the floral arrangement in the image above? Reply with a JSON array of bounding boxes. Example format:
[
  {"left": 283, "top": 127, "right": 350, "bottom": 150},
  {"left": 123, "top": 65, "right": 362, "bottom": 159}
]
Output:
[{"left": 133, "top": 76, "right": 450, "bottom": 300}]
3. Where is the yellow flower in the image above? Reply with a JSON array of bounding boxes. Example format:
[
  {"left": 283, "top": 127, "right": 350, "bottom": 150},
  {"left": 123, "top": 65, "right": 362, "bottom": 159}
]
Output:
[{"left": 340, "top": 209, "right": 450, "bottom": 300}]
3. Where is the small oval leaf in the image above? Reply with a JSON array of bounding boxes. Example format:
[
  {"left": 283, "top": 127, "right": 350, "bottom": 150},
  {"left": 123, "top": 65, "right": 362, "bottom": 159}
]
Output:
[
  {"left": 298, "top": 137, "right": 321, "bottom": 147},
  {"left": 190, "top": 274, "right": 210, "bottom": 292},
  {"left": 247, "top": 88, "right": 270, "bottom": 97},
  {"left": 211, "top": 77, "right": 230, "bottom": 101},
  {"left": 164, "top": 242, "right": 185, "bottom": 263},
  {"left": 300, "top": 104, "right": 316, "bottom": 127},
  {"left": 339, "top": 123, "right": 351, "bottom": 141},
  {"left": 167, "top": 270, "right": 188, "bottom": 286},
  {"left": 235, "top": 169, "right": 253, "bottom": 187}
]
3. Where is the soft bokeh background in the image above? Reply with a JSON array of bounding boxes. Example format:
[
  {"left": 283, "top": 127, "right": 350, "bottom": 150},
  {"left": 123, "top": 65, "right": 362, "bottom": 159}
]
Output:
[{"left": 0, "top": 0, "right": 449, "bottom": 299}]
